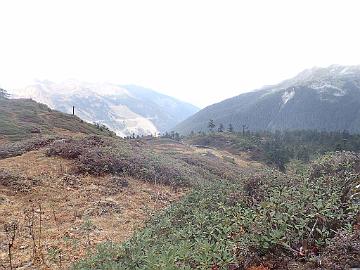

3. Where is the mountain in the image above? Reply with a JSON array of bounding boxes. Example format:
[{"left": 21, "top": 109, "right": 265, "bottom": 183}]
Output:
[
  {"left": 0, "top": 88, "right": 113, "bottom": 142},
  {"left": 175, "top": 65, "right": 360, "bottom": 134},
  {"left": 10, "top": 80, "right": 199, "bottom": 137}
]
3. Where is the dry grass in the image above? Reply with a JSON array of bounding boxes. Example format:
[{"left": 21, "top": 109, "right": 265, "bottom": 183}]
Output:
[{"left": 0, "top": 150, "right": 185, "bottom": 269}]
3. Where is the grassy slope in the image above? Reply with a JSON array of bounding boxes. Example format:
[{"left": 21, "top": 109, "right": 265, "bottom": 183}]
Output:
[
  {"left": 72, "top": 136, "right": 360, "bottom": 270},
  {"left": 0, "top": 97, "right": 112, "bottom": 141},
  {"left": 0, "top": 134, "right": 259, "bottom": 269},
  {"left": 0, "top": 100, "right": 359, "bottom": 270}
]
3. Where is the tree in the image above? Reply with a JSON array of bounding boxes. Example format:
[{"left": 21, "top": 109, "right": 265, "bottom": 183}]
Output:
[
  {"left": 208, "top": 119, "right": 216, "bottom": 132},
  {"left": 174, "top": 132, "right": 180, "bottom": 141},
  {"left": 297, "top": 146, "right": 310, "bottom": 162},
  {"left": 0, "top": 88, "right": 9, "bottom": 99},
  {"left": 263, "top": 139, "right": 290, "bottom": 172},
  {"left": 227, "top": 123, "right": 234, "bottom": 133},
  {"left": 218, "top": 123, "right": 224, "bottom": 132}
]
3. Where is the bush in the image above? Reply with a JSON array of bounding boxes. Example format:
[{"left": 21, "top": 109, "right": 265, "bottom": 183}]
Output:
[
  {"left": 73, "top": 152, "right": 360, "bottom": 269},
  {"left": 0, "top": 169, "right": 38, "bottom": 192},
  {"left": 0, "top": 136, "right": 57, "bottom": 159},
  {"left": 46, "top": 136, "right": 199, "bottom": 187}
]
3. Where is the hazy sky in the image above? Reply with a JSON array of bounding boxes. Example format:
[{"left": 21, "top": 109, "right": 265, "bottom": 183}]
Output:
[{"left": 0, "top": 0, "right": 360, "bottom": 108}]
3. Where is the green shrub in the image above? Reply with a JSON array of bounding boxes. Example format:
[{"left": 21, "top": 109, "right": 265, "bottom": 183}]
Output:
[{"left": 73, "top": 152, "right": 360, "bottom": 269}]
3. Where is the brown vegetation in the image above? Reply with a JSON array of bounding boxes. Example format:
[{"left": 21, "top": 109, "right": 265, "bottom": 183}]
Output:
[{"left": 0, "top": 149, "right": 184, "bottom": 269}]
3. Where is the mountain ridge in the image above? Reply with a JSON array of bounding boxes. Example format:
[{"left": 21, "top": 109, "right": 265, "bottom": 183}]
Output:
[
  {"left": 174, "top": 65, "right": 360, "bottom": 134},
  {"left": 9, "top": 81, "right": 199, "bottom": 137},
  {"left": 0, "top": 89, "right": 114, "bottom": 142}
]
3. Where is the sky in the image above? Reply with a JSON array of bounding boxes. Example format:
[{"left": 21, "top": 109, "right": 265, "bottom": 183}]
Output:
[{"left": 0, "top": 0, "right": 360, "bottom": 108}]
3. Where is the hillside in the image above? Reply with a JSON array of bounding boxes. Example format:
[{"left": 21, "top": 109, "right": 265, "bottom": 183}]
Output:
[
  {"left": 0, "top": 117, "right": 359, "bottom": 269},
  {"left": 0, "top": 90, "right": 114, "bottom": 142},
  {"left": 0, "top": 133, "right": 258, "bottom": 269},
  {"left": 72, "top": 134, "right": 360, "bottom": 270},
  {"left": 9, "top": 81, "right": 199, "bottom": 137},
  {"left": 0, "top": 87, "right": 359, "bottom": 269},
  {"left": 175, "top": 65, "right": 360, "bottom": 134}
]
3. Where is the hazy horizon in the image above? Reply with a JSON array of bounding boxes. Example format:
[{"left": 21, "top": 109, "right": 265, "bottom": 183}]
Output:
[{"left": 1, "top": 0, "right": 360, "bottom": 108}]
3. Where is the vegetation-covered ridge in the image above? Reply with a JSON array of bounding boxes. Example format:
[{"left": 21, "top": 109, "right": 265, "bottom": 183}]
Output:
[
  {"left": 45, "top": 135, "right": 254, "bottom": 187},
  {"left": 0, "top": 89, "right": 114, "bottom": 142},
  {"left": 73, "top": 151, "right": 360, "bottom": 269}
]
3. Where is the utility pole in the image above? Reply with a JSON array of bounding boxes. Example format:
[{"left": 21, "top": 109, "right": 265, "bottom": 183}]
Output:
[{"left": 72, "top": 106, "right": 75, "bottom": 115}]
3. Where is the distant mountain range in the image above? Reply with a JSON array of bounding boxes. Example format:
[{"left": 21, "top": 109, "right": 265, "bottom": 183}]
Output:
[
  {"left": 9, "top": 81, "right": 199, "bottom": 137},
  {"left": 175, "top": 65, "right": 360, "bottom": 134}
]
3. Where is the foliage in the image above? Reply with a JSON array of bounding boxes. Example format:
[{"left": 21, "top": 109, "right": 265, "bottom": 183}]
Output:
[
  {"left": 208, "top": 119, "right": 216, "bottom": 132},
  {"left": 93, "top": 122, "right": 116, "bottom": 136},
  {"left": 0, "top": 88, "right": 9, "bottom": 99},
  {"left": 0, "top": 136, "right": 58, "bottom": 159},
  {"left": 186, "top": 130, "right": 360, "bottom": 171},
  {"left": 0, "top": 168, "right": 36, "bottom": 192},
  {"left": 73, "top": 152, "right": 360, "bottom": 269},
  {"left": 46, "top": 136, "right": 248, "bottom": 187},
  {"left": 262, "top": 137, "right": 290, "bottom": 172},
  {"left": 218, "top": 123, "right": 224, "bottom": 133},
  {"left": 161, "top": 131, "right": 181, "bottom": 141}
]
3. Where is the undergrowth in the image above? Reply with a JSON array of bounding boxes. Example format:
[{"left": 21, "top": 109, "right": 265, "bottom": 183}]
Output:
[
  {"left": 73, "top": 151, "right": 360, "bottom": 269},
  {"left": 0, "top": 136, "right": 58, "bottom": 159},
  {"left": 46, "top": 136, "right": 248, "bottom": 187}
]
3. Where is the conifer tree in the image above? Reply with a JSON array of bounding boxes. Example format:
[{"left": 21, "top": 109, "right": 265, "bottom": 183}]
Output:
[{"left": 208, "top": 119, "right": 216, "bottom": 132}]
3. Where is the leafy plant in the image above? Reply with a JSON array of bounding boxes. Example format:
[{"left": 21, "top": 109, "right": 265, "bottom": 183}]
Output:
[{"left": 73, "top": 152, "right": 360, "bottom": 269}]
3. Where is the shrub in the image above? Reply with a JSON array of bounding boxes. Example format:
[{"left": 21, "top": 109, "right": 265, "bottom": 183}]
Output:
[
  {"left": 0, "top": 137, "right": 57, "bottom": 159},
  {"left": 0, "top": 169, "right": 37, "bottom": 192},
  {"left": 73, "top": 152, "right": 360, "bottom": 269},
  {"left": 46, "top": 135, "right": 253, "bottom": 189}
]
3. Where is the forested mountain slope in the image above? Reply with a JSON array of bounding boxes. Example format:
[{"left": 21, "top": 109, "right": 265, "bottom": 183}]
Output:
[{"left": 175, "top": 65, "right": 360, "bottom": 134}]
